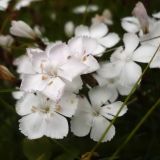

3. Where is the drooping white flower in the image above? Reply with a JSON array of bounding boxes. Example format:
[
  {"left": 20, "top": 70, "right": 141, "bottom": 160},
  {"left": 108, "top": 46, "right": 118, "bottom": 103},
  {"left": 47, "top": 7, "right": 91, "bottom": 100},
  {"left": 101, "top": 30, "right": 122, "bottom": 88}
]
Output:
[
  {"left": 75, "top": 23, "right": 120, "bottom": 56},
  {"left": 15, "top": 0, "right": 41, "bottom": 10},
  {"left": 10, "top": 20, "right": 37, "bottom": 39},
  {"left": 0, "top": 0, "right": 11, "bottom": 11},
  {"left": 71, "top": 90, "right": 127, "bottom": 142},
  {"left": 100, "top": 33, "right": 156, "bottom": 87},
  {"left": 20, "top": 43, "right": 86, "bottom": 101},
  {"left": 64, "top": 21, "right": 75, "bottom": 37},
  {"left": 68, "top": 36, "right": 100, "bottom": 73},
  {"left": 0, "top": 35, "right": 14, "bottom": 50},
  {"left": 16, "top": 92, "right": 78, "bottom": 139},
  {"left": 92, "top": 9, "right": 113, "bottom": 25},
  {"left": 72, "top": 5, "right": 98, "bottom": 14}
]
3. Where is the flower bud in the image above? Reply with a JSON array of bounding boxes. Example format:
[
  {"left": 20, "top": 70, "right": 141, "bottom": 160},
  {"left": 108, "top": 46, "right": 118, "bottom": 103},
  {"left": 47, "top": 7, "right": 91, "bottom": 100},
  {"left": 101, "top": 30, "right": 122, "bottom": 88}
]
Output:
[
  {"left": 0, "top": 65, "right": 16, "bottom": 82},
  {"left": 10, "top": 20, "right": 37, "bottom": 39},
  {"left": 132, "top": 1, "right": 149, "bottom": 33},
  {"left": 0, "top": 35, "right": 14, "bottom": 50}
]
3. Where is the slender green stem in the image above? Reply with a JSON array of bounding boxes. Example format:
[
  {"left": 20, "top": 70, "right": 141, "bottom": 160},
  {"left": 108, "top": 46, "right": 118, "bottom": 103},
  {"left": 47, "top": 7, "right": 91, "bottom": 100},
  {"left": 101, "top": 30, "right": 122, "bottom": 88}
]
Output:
[
  {"left": 0, "top": 88, "right": 16, "bottom": 93},
  {"left": 0, "top": 16, "right": 10, "bottom": 34},
  {"left": 87, "top": 43, "right": 160, "bottom": 159},
  {"left": 103, "top": 47, "right": 120, "bottom": 54},
  {"left": 109, "top": 98, "right": 160, "bottom": 160},
  {"left": 82, "top": 0, "right": 91, "bottom": 24},
  {"left": 141, "top": 35, "right": 160, "bottom": 42}
]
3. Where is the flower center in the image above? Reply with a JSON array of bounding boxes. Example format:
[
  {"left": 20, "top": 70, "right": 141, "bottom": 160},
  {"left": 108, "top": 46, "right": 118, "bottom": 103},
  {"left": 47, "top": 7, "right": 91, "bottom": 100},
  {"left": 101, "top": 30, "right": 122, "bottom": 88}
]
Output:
[
  {"left": 92, "top": 107, "right": 100, "bottom": 117},
  {"left": 31, "top": 106, "right": 50, "bottom": 114}
]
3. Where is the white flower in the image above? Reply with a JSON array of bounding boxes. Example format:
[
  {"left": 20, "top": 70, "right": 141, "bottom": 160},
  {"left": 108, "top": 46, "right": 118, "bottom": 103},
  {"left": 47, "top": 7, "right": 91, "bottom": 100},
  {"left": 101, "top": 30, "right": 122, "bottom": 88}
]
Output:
[
  {"left": 72, "top": 5, "right": 98, "bottom": 14},
  {"left": 15, "top": 0, "right": 41, "bottom": 10},
  {"left": 71, "top": 90, "right": 127, "bottom": 142},
  {"left": 10, "top": 20, "right": 37, "bottom": 39},
  {"left": 99, "top": 33, "right": 156, "bottom": 86},
  {"left": 92, "top": 9, "right": 113, "bottom": 25},
  {"left": 68, "top": 36, "right": 100, "bottom": 73},
  {"left": 75, "top": 23, "right": 120, "bottom": 56},
  {"left": 0, "top": 35, "right": 14, "bottom": 49},
  {"left": 64, "top": 21, "right": 75, "bottom": 37},
  {"left": 16, "top": 92, "right": 78, "bottom": 139},
  {"left": 121, "top": 6, "right": 160, "bottom": 68},
  {"left": 122, "top": 15, "right": 160, "bottom": 68},
  {"left": 20, "top": 43, "right": 86, "bottom": 101},
  {"left": 0, "top": 0, "right": 10, "bottom": 11}
]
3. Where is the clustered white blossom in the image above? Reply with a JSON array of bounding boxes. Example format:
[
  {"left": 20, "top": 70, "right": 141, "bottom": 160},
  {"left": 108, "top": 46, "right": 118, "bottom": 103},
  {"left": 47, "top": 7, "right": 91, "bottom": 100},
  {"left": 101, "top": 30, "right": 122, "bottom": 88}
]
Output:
[{"left": 4, "top": 2, "right": 159, "bottom": 142}]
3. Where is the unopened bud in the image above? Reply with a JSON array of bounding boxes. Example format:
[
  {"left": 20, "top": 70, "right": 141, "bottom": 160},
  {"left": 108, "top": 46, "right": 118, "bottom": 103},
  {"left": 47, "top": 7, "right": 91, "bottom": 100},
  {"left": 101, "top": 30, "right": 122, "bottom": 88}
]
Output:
[
  {"left": 132, "top": 1, "right": 149, "bottom": 33},
  {"left": 0, "top": 65, "right": 16, "bottom": 82}
]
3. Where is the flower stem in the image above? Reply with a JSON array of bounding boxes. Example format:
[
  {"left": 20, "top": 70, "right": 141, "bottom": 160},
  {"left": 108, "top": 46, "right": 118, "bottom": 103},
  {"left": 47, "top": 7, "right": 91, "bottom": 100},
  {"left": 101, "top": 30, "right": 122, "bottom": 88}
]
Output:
[{"left": 82, "top": 0, "right": 91, "bottom": 24}]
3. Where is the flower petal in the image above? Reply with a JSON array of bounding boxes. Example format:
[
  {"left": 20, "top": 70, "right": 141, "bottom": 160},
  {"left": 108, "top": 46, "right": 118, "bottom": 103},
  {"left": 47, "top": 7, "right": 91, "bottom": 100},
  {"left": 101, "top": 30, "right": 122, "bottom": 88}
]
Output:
[
  {"left": 71, "top": 113, "right": 93, "bottom": 137},
  {"left": 89, "top": 86, "right": 111, "bottom": 107},
  {"left": 68, "top": 37, "right": 83, "bottom": 57},
  {"left": 44, "top": 112, "right": 68, "bottom": 139},
  {"left": 16, "top": 93, "right": 41, "bottom": 116},
  {"left": 29, "top": 51, "right": 48, "bottom": 74},
  {"left": 97, "top": 61, "right": 123, "bottom": 79},
  {"left": 121, "top": 17, "right": 140, "bottom": 33},
  {"left": 42, "top": 77, "right": 65, "bottom": 101},
  {"left": 20, "top": 74, "right": 48, "bottom": 92},
  {"left": 19, "top": 113, "right": 45, "bottom": 139},
  {"left": 90, "top": 116, "right": 115, "bottom": 142},
  {"left": 58, "top": 92, "right": 78, "bottom": 117},
  {"left": 58, "top": 58, "right": 86, "bottom": 81},
  {"left": 94, "top": 44, "right": 106, "bottom": 56},
  {"left": 133, "top": 44, "right": 156, "bottom": 63},
  {"left": 12, "top": 90, "right": 24, "bottom": 100},
  {"left": 13, "top": 55, "right": 34, "bottom": 74},
  {"left": 90, "top": 23, "right": 108, "bottom": 38},
  {"left": 98, "top": 33, "right": 120, "bottom": 48},
  {"left": 82, "top": 55, "right": 100, "bottom": 73},
  {"left": 64, "top": 76, "right": 83, "bottom": 93},
  {"left": 93, "top": 74, "right": 107, "bottom": 86},
  {"left": 47, "top": 43, "right": 70, "bottom": 66},
  {"left": 117, "top": 84, "right": 132, "bottom": 95},
  {"left": 119, "top": 61, "right": 142, "bottom": 86},
  {"left": 123, "top": 33, "right": 139, "bottom": 52},
  {"left": 100, "top": 101, "right": 128, "bottom": 120},
  {"left": 75, "top": 25, "right": 90, "bottom": 36}
]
